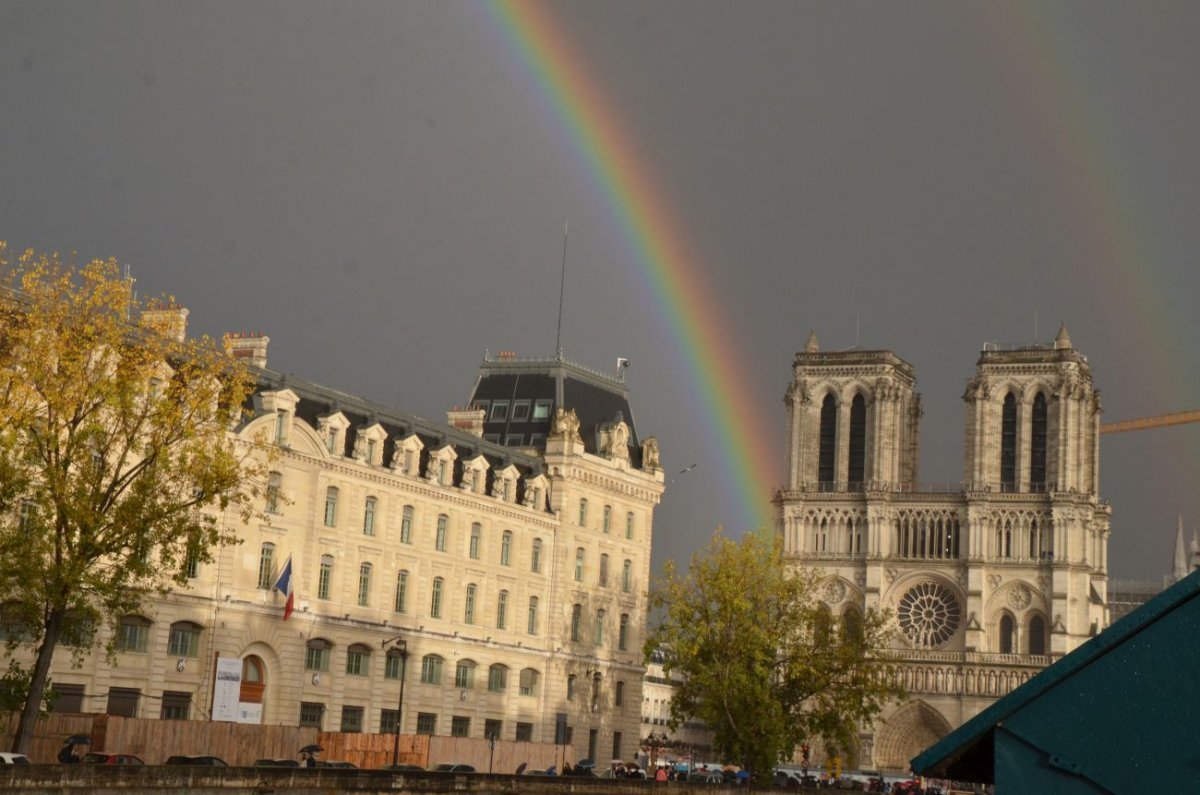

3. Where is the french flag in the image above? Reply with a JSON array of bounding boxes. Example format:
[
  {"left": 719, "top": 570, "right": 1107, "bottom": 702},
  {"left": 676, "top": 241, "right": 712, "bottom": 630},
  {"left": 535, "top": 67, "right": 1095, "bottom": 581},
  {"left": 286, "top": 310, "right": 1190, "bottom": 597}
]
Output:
[{"left": 273, "top": 555, "right": 295, "bottom": 621}]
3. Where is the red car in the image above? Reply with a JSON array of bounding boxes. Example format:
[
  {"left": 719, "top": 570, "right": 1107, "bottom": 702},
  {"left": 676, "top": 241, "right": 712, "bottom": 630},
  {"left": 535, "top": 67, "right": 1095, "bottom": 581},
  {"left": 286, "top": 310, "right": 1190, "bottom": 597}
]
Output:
[{"left": 81, "top": 752, "right": 145, "bottom": 765}]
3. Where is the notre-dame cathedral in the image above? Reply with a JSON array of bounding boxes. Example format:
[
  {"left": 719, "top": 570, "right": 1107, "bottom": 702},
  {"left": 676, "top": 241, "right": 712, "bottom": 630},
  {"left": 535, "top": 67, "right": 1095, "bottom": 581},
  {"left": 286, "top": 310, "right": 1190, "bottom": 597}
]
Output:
[{"left": 776, "top": 326, "right": 1111, "bottom": 771}]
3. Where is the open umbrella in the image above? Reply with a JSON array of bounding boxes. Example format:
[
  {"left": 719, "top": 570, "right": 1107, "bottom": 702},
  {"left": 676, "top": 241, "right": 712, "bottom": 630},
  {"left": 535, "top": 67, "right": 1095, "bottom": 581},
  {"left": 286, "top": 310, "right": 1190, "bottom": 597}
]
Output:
[
  {"left": 299, "top": 744, "right": 323, "bottom": 754},
  {"left": 66, "top": 735, "right": 91, "bottom": 745},
  {"left": 576, "top": 758, "right": 595, "bottom": 769},
  {"left": 515, "top": 762, "right": 528, "bottom": 775}
]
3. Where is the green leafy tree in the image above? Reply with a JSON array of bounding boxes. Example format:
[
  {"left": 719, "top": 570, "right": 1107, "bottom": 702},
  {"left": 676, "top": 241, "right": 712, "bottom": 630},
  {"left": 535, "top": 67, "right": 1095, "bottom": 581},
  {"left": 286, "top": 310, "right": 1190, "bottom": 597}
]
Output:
[
  {"left": 645, "top": 528, "right": 904, "bottom": 776},
  {"left": 0, "top": 244, "right": 264, "bottom": 753}
]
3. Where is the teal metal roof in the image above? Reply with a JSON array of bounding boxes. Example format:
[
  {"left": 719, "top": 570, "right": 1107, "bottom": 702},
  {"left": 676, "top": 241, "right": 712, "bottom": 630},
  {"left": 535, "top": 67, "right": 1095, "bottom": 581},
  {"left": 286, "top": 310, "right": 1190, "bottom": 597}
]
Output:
[{"left": 911, "top": 567, "right": 1200, "bottom": 784}]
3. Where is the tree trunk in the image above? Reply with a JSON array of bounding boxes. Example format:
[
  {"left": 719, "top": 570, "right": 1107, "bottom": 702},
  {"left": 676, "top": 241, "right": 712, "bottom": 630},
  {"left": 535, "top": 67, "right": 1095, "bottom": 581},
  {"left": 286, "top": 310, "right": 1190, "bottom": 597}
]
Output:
[{"left": 12, "top": 608, "right": 64, "bottom": 754}]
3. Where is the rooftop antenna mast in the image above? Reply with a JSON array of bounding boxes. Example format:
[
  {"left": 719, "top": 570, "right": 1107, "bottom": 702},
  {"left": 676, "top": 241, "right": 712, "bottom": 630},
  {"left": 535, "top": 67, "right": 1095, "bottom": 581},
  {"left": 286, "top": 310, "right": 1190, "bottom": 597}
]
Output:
[{"left": 555, "top": 220, "right": 568, "bottom": 360}]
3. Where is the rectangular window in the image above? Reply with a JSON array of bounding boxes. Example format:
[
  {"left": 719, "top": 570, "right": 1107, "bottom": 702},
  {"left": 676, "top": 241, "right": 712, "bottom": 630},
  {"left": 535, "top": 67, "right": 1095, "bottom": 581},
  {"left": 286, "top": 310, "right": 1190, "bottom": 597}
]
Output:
[
  {"left": 346, "top": 649, "right": 367, "bottom": 676},
  {"left": 500, "top": 532, "right": 512, "bottom": 566},
  {"left": 485, "top": 719, "right": 503, "bottom": 740},
  {"left": 274, "top": 409, "right": 287, "bottom": 444},
  {"left": 357, "top": 563, "right": 371, "bottom": 606},
  {"left": 340, "top": 706, "right": 364, "bottom": 733},
  {"left": 160, "top": 691, "right": 190, "bottom": 721},
  {"left": 394, "top": 571, "right": 408, "bottom": 613},
  {"left": 529, "top": 433, "right": 545, "bottom": 447},
  {"left": 421, "top": 655, "right": 443, "bottom": 684},
  {"left": 469, "top": 524, "right": 481, "bottom": 559},
  {"left": 49, "top": 684, "right": 84, "bottom": 713},
  {"left": 490, "top": 401, "right": 509, "bottom": 421},
  {"left": 106, "top": 687, "right": 140, "bottom": 718},
  {"left": 626, "top": 511, "right": 634, "bottom": 539},
  {"left": 505, "top": 434, "right": 524, "bottom": 446},
  {"left": 612, "top": 731, "right": 623, "bottom": 761},
  {"left": 385, "top": 653, "right": 404, "bottom": 680},
  {"left": 519, "top": 668, "right": 538, "bottom": 696},
  {"left": 531, "top": 539, "right": 541, "bottom": 573},
  {"left": 532, "top": 400, "right": 552, "bottom": 420},
  {"left": 488, "top": 666, "right": 507, "bottom": 692},
  {"left": 363, "top": 497, "right": 376, "bottom": 536},
  {"left": 401, "top": 506, "right": 414, "bottom": 544},
  {"left": 574, "top": 548, "right": 584, "bottom": 582},
  {"left": 431, "top": 579, "right": 443, "bottom": 618},
  {"left": 257, "top": 545, "right": 275, "bottom": 590},
  {"left": 483, "top": 433, "right": 501, "bottom": 444},
  {"left": 184, "top": 549, "right": 199, "bottom": 579},
  {"left": 116, "top": 619, "right": 149, "bottom": 653},
  {"left": 511, "top": 401, "right": 531, "bottom": 421},
  {"left": 304, "top": 646, "right": 330, "bottom": 672},
  {"left": 299, "top": 702, "right": 324, "bottom": 729},
  {"left": 451, "top": 715, "right": 471, "bottom": 737},
  {"left": 515, "top": 722, "right": 533, "bottom": 742},
  {"left": 318, "top": 558, "right": 332, "bottom": 601},
  {"left": 603, "top": 505, "right": 611, "bottom": 533},
  {"left": 455, "top": 662, "right": 474, "bottom": 689},
  {"left": 324, "top": 487, "right": 338, "bottom": 527},
  {"left": 380, "top": 709, "right": 399, "bottom": 735},
  {"left": 435, "top": 515, "right": 448, "bottom": 552},
  {"left": 464, "top": 585, "right": 477, "bottom": 624},
  {"left": 265, "top": 472, "right": 282, "bottom": 514},
  {"left": 496, "top": 590, "right": 508, "bottom": 630},
  {"left": 416, "top": 713, "right": 437, "bottom": 735}
]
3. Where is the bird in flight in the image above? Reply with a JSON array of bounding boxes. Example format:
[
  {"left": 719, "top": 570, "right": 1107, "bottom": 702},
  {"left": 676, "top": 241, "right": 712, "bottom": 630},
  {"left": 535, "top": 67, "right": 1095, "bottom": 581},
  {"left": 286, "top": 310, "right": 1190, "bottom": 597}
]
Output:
[{"left": 670, "top": 463, "right": 698, "bottom": 484}]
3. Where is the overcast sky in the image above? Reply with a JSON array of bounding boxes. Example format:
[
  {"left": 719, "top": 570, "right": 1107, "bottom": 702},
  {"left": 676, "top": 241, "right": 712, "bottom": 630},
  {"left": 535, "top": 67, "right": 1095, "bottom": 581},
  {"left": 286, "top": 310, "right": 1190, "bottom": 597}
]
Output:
[{"left": 4, "top": 1, "right": 1199, "bottom": 581}]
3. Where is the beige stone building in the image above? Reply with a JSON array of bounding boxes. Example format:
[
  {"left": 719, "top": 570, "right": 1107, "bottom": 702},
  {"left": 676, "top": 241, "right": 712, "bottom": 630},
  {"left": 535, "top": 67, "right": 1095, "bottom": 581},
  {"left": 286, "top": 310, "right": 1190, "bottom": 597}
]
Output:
[
  {"left": 30, "top": 321, "right": 663, "bottom": 764},
  {"left": 776, "top": 327, "right": 1111, "bottom": 771}
]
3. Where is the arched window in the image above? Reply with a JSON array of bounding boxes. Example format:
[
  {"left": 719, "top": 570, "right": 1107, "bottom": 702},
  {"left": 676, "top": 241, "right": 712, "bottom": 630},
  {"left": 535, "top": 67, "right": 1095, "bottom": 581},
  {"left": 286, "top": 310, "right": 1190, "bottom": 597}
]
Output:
[
  {"left": 814, "top": 604, "right": 833, "bottom": 646},
  {"left": 527, "top": 596, "right": 539, "bottom": 635},
  {"left": 241, "top": 656, "right": 265, "bottom": 704},
  {"left": 531, "top": 538, "right": 542, "bottom": 573},
  {"left": 430, "top": 577, "right": 444, "bottom": 618},
  {"left": 435, "top": 514, "right": 448, "bottom": 551},
  {"left": 488, "top": 663, "right": 508, "bottom": 692},
  {"left": 305, "top": 638, "right": 332, "bottom": 672},
  {"left": 363, "top": 496, "right": 377, "bottom": 536},
  {"left": 420, "top": 654, "right": 443, "bottom": 684},
  {"left": 257, "top": 543, "right": 275, "bottom": 590},
  {"left": 385, "top": 648, "right": 407, "bottom": 680},
  {"left": 400, "top": 505, "right": 414, "bottom": 544},
  {"left": 570, "top": 603, "right": 582, "bottom": 642},
  {"left": 469, "top": 523, "right": 481, "bottom": 560},
  {"left": 167, "top": 621, "right": 201, "bottom": 657},
  {"left": 599, "top": 554, "right": 610, "bottom": 587},
  {"left": 618, "top": 613, "right": 630, "bottom": 651},
  {"left": 1000, "top": 393, "right": 1017, "bottom": 492},
  {"left": 1028, "top": 615, "right": 1047, "bottom": 655},
  {"left": 1030, "top": 392, "right": 1047, "bottom": 490},
  {"left": 496, "top": 589, "right": 508, "bottom": 629},
  {"left": 464, "top": 583, "right": 477, "bottom": 624},
  {"left": 622, "top": 559, "right": 633, "bottom": 593},
  {"left": 848, "top": 392, "right": 866, "bottom": 485},
  {"left": 357, "top": 563, "right": 371, "bottom": 606},
  {"left": 394, "top": 570, "right": 408, "bottom": 613},
  {"left": 317, "top": 555, "right": 333, "bottom": 600},
  {"left": 574, "top": 548, "right": 585, "bottom": 582},
  {"left": 324, "top": 486, "right": 339, "bottom": 527},
  {"left": 346, "top": 643, "right": 371, "bottom": 676},
  {"left": 500, "top": 531, "right": 512, "bottom": 566},
  {"left": 455, "top": 659, "right": 476, "bottom": 689},
  {"left": 519, "top": 667, "right": 539, "bottom": 696},
  {"left": 818, "top": 394, "right": 837, "bottom": 486},
  {"left": 999, "top": 613, "right": 1015, "bottom": 654}
]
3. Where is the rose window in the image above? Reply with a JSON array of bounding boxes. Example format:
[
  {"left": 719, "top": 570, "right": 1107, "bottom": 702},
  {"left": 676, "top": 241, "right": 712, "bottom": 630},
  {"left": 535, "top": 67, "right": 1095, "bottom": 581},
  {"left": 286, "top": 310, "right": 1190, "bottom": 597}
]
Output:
[{"left": 897, "top": 582, "right": 960, "bottom": 648}]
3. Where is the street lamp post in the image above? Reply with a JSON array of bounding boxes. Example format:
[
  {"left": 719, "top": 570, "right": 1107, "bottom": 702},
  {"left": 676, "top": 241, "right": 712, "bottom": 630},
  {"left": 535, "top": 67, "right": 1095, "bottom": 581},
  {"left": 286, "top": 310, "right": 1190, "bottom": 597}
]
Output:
[{"left": 382, "top": 636, "right": 409, "bottom": 768}]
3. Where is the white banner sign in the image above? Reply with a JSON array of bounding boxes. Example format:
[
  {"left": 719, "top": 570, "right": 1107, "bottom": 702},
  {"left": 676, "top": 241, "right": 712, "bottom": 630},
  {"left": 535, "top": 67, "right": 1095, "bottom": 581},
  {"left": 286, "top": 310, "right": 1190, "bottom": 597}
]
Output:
[{"left": 212, "top": 656, "right": 242, "bottom": 723}]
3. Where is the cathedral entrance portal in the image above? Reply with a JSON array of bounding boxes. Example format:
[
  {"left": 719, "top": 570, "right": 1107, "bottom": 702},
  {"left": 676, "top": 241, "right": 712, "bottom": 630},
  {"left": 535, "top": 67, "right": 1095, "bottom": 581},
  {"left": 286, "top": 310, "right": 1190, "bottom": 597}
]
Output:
[{"left": 873, "top": 701, "right": 952, "bottom": 772}]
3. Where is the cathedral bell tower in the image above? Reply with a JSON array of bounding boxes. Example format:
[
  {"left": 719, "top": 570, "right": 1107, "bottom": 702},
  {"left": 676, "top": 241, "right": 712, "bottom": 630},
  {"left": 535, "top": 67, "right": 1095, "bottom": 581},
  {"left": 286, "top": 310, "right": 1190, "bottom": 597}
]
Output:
[
  {"left": 785, "top": 331, "right": 922, "bottom": 491},
  {"left": 962, "top": 324, "right": 1101, "bottom": 496}
]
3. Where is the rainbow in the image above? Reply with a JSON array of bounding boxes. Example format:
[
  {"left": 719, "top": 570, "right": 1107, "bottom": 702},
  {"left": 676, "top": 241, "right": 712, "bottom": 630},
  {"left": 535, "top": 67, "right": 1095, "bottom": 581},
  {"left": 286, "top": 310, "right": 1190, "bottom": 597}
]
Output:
[{"left": 485, "top": 0, "right": 778, "bottom": 531}]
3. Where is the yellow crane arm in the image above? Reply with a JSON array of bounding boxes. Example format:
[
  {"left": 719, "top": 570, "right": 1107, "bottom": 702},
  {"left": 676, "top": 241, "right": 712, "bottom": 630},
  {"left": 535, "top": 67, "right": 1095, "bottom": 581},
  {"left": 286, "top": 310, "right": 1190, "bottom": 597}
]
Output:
[{"left": 1100, "top": 409, "right": 1200, "bottom": 435}]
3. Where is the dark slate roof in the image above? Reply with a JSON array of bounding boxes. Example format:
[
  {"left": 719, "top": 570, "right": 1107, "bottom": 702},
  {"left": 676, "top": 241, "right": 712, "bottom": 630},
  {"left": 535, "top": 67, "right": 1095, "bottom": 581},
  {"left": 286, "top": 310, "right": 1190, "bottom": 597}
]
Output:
[
  {"left": 466, "top": 355, "right": 643, "bottom": 465},
  {"left": 911, "top": 567, "right": 1200, "bottom": 783},
  {"left": 241, "top": 367, "right": 545, "bottom": 509}
]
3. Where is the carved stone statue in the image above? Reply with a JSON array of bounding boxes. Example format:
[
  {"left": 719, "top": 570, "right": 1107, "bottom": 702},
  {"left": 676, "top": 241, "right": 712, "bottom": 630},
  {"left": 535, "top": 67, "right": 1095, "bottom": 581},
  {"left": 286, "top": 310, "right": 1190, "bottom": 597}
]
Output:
[
  {"left": 351, "top": 433, "right": 367, "bottom": 461},
  {"left": 551, "top": 407, "right": 581, "bottom": 440},
  {"left": 608, "top": 421, "right": 630, "bottom": 461},
  {"left": 641, "top": 437, "right": 660, "bottom": 470}
]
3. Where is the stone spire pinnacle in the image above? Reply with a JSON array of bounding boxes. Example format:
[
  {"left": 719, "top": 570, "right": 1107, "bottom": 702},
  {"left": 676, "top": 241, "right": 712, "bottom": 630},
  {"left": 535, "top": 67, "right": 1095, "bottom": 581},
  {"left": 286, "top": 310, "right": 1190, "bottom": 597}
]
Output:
[
  {"left": 805, "top": 330, "right": 820, "bottom": 353},
  {"left": 1173, "top": 515, "right": 1188, "bottom": 581},
  {"left": 1054, "top": 322, "right": 1072, "bottom": 350}
]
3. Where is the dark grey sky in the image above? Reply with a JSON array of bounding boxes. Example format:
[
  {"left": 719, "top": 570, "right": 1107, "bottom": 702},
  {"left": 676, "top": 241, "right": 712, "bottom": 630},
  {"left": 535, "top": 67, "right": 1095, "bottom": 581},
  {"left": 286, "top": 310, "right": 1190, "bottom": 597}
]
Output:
[{"left": 4, "top": 1, "right": 1198, "bottom": 581}]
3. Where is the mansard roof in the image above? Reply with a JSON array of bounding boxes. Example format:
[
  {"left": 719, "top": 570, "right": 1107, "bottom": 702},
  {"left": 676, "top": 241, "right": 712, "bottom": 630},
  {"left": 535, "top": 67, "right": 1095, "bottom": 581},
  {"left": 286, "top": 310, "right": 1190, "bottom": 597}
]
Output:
[{"left": 466, "top": 354, "right": 644, "bottom": 465}]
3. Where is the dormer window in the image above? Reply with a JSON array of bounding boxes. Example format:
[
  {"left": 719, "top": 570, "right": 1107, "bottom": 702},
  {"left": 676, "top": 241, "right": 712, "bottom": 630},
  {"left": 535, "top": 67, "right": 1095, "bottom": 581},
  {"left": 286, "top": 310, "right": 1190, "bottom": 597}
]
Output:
[
  {"left": 354, "top": 423, "right": 387, "bottom": 466},
  {"left": 490, "top": 402, "right": 509, "bottom": 421},
  {"left": 463, "top": 455, "right": 490, "bottom": 496},
  {"left": 317, "top": 411, "right": 350, "bottom": 458},
  {"left": 259, "top": 389, "right": 299, "bottom": 446},
  {"left": 274, "top": 409, "right": 287, "bottom": 445},
  {"left": 429, "top": 445, "right": 457, "bottom": 487},
  {"left": 392, "top": 434, "right": 425, "bottom": 476}
]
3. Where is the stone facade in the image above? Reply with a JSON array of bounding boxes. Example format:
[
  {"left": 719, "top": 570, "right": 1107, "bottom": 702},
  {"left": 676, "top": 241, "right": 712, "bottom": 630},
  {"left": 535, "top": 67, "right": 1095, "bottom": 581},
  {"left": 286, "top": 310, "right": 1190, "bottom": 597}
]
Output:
[
  {"left": 776, "top": 328, "right": 1111, "bottom": 771},
  {"left": 21, "top": 321, "right": 663, "bottom": 765}
]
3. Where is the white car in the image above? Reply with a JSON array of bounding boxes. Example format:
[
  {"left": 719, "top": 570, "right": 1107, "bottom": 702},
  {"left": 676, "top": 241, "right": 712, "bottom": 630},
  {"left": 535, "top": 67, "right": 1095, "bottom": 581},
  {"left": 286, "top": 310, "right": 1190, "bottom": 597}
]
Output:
[{"left": 0, "top": 752, "right": 31, "bottom": 765}]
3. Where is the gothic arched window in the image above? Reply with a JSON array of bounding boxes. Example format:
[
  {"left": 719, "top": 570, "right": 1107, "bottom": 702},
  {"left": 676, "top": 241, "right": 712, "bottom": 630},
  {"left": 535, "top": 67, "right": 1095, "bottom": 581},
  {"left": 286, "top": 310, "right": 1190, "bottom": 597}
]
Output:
[
  {"left": 1028, "top": 614, "right": 1047, "bottom": 655},
  {"left": 847, "top": 393, "right": 866, "bottom": 486},
  {"left": 999, "top": 613, "right": 1015, "bottom": 654},
  {"left": 818, "top": 394, "right": 837, "bottom": 486},
  {"left": 1030, "top": 392, "right": 1047, "bottom": 491},
  {"left": 1000, "top": 393, "right": 1017, "bottom": 492}
]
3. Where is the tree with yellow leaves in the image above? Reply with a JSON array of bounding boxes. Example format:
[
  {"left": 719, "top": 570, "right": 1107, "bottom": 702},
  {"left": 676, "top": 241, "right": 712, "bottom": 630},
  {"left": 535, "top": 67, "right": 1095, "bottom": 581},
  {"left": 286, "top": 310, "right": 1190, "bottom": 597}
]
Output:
[
  {"left": 645, "top": 528, "right": 904, "bottom": 777},
  {"left": 0, "top": 244, "right": 263, "bottom": 753}
]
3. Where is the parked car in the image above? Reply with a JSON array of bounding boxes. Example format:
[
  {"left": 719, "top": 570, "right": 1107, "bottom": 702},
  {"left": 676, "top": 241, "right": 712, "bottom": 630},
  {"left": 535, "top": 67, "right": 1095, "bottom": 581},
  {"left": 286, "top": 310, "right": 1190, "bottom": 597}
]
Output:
[
  {"left": 379, "top": 763, "right": 424, "bottom": 771},
  {"left": 81, "top": 753, "right": 144, "bottom": 765},
  {"left": 254, "top": 759, "right": 300, "bottom": 767},
  {"left": 316, "top": 760, "right": 357, "bottom": 769},
  {"left": 164, "top": 755, "right": 228, "bottom": 766},
  {"left": 0, "top": 752, "right": 31, "bottom": 765},
  {"left": 429, "top": 763, "right": 475, "bottom": 773}
]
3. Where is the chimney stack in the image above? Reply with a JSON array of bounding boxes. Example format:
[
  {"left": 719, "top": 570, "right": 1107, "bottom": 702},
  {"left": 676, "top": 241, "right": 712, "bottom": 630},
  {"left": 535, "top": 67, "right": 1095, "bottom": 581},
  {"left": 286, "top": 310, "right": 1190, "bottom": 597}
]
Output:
[
  {"left": 140, "top": 301, "right": 189, "bottom": 343},
  {"left": 447, "top": 407, "right": 486, "bottom": 438},
  {"left": 223, "top": 332, "right": 270, "bottom": 369}
]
